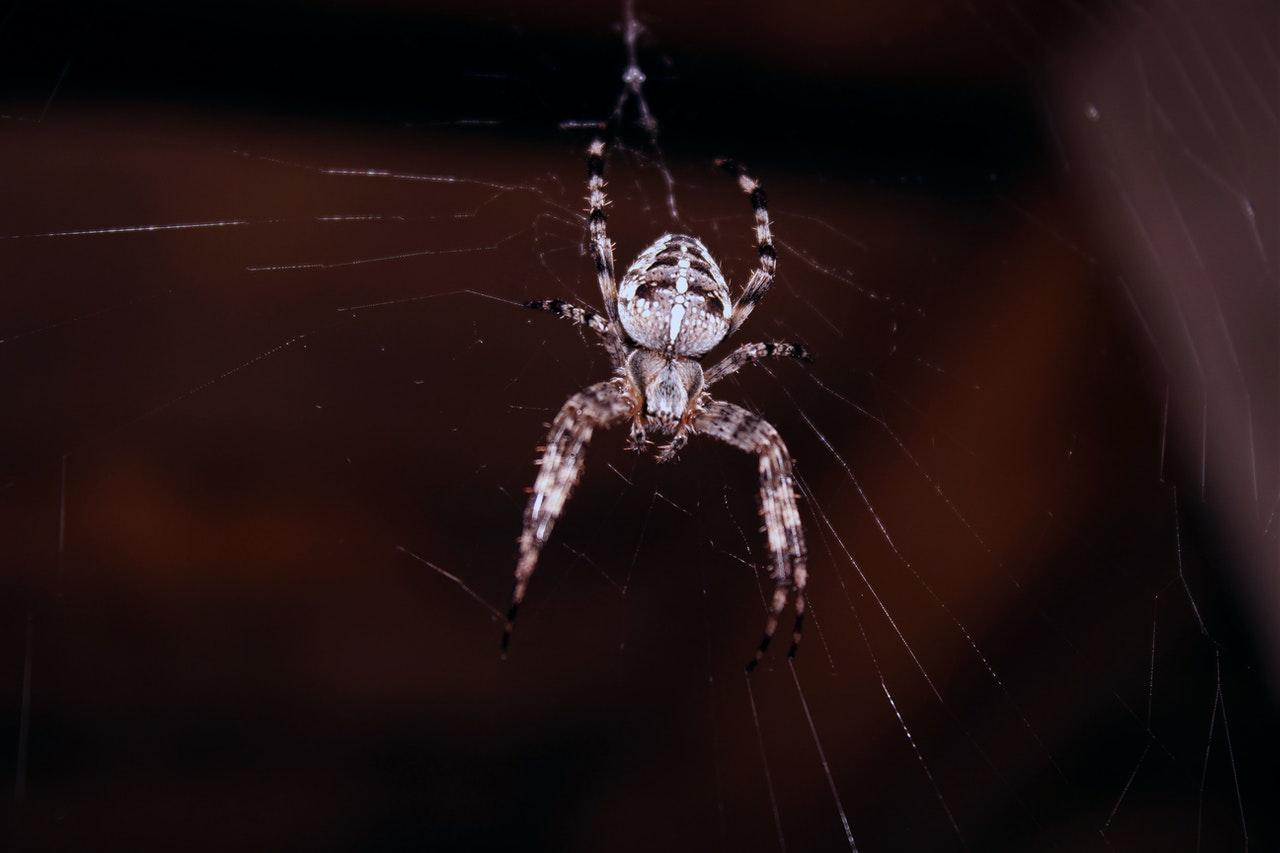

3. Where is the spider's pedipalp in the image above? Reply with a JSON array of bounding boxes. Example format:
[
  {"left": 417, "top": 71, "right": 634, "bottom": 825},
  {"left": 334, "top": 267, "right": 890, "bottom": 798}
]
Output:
[
  {"left": 693, "top": 399, "right": 807, "bottom": 670},
  {"left": 503, "top": 379, "right": 637, "bottom": 654},
  {"left": 654, "top": 431, "right": 688, "bottom": 464}
]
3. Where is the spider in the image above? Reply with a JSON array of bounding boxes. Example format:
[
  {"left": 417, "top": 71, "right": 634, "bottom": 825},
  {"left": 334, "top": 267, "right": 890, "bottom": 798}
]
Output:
[{"left": 503, "top": 139, "right": 810, "bottom": 672}]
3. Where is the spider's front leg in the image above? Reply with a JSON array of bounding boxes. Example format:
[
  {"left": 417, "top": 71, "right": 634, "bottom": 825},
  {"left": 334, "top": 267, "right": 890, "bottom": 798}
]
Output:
[
  {"left": 694, "top": 399, "right": 807, "bottom": 671},
  {"left": 503, "top": 379, "right": 638, "bottom": 654}
]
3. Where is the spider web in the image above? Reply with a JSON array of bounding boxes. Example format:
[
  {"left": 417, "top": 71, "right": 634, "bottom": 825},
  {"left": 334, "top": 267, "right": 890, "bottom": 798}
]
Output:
[{"left": 1, "top": 1, "right": 1275, "bottom": 851}]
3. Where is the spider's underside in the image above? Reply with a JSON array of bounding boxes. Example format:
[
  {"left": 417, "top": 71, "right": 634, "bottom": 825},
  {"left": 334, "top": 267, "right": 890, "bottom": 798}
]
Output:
[{"left": 504, "top": 140, "right": 811, "bottom": 671}]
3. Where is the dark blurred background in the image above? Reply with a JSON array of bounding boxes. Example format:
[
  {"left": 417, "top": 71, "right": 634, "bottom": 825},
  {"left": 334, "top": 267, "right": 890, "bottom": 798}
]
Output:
[{"left": 1, "top": 2, "right": 1276, "bottom": 851}]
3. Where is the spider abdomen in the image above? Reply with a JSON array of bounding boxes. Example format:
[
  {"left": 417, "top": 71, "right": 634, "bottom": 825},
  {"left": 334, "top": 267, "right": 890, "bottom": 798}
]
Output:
[{"left": 617, "top": 233, "right": 732, "bottom": 356}]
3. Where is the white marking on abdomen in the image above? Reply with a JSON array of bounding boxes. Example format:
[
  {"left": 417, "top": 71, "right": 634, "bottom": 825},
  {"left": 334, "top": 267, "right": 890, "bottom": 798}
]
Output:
[{"left": 669, "top": 302, "right": 686, "bottom": 343}]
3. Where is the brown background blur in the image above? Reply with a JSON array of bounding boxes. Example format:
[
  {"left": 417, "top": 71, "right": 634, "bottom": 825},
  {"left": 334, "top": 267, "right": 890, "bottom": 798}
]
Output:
[{"left": 1, "top": 2, "right": 1276, "bottom": 851}]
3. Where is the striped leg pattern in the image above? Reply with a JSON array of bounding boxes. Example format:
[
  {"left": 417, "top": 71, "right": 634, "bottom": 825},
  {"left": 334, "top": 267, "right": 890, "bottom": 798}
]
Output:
[
  {"left": 704, "top": 341, "right": 811, "bottom": 387},
  {"left": 714, "top": 157, "right": 777, "bottom": 337},
  {"left": 694, "top": 399, "right": 807, "bottom": 671},
  {"left": 586, "top": 139, "right": 628, "bottom": 364},
  {"left": 503, "top": 379, "right": 638, "bottom": 653},
  {"left": 524, "top": 299, "right": 611, "bottom": 337}
]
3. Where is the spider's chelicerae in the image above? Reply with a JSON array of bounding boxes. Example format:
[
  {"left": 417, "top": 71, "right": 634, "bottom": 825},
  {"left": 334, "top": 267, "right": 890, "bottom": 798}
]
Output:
[{"left": 504, "top": 140, "right": 809, "bottom": 671}]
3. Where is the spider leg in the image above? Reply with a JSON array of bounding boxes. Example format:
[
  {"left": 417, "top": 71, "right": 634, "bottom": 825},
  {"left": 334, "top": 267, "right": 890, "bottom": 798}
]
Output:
[
  {"left": 524, "top": 299, "right": 611, "bottom": 337},
  {"left": 714, "top": 157, "right": 777, "bottom": 337},
  {"left": 503, "top": 379, "right": 638, "bottom": 654},
  {"left": 586, "top": 139, "right": 629, "bottom": 365},
  {"left": 704, "top": 341, "right": 811, "bottom": 387},
  {"left": 694, "top": 399, "right": 807, "bottom": 671}
]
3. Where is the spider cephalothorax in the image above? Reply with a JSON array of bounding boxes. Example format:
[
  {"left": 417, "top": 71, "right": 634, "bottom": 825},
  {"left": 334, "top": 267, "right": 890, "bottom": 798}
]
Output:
[{"left": 504, "top": 140, "right": 811, "bottom": 671}]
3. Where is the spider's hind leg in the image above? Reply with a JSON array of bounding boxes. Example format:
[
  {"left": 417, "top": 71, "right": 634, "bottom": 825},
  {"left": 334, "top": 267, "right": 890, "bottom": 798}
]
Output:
[
  {"left": 714, "top": 157, "right": 777, "bottom": 337},
  {"left": 583, "top": 139, "right": 629, "bottom": 368}
]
